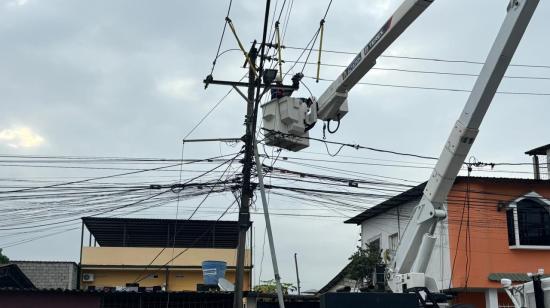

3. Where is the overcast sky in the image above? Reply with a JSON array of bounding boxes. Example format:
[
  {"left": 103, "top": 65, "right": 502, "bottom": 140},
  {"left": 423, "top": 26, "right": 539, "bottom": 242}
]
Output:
[{"left": 1, "top": 0, "right": 549, "bottom": 292}]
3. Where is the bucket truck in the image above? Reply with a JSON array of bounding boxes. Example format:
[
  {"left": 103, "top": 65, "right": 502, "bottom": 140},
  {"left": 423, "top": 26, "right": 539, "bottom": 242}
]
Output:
[
  {"left": 262, "top": 0, "right": 542, "bottom": 305},
  {"left": 502, "top": 270, "right": 550, "bottom": 308}
]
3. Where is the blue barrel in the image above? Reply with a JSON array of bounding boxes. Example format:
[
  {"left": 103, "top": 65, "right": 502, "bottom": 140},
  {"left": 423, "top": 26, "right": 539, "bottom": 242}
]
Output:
[{"left": 201, "top": 260, "right": 227, "bottom": 285}]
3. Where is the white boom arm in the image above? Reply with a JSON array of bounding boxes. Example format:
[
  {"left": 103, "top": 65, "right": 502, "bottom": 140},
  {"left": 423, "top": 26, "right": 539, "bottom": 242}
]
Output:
[
  {"left": 262, "top": 0, "right": 435, "bottom": 151},
  {"left": 388, "top": 0, "right": 538, "bottom": 293},
  {"left": 310, "top": 0, "right": 434, "bottom": 122}
]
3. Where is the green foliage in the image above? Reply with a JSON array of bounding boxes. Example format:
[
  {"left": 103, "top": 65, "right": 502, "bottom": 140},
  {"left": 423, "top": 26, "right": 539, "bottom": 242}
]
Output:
[
  {"left": 253, "top": 279, "right": 296, "bottom": 294},
  {"left": 344, "top": 243, "right": 382, "bottom": 287},
  {"left": 0, "top": 249, "right": 9, "bottom": 264}
]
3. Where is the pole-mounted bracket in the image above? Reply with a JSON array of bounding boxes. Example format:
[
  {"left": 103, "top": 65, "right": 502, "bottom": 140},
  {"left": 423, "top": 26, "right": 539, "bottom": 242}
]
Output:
[{"left": 203, "top": 79, "right": 297, "bottom": 91}]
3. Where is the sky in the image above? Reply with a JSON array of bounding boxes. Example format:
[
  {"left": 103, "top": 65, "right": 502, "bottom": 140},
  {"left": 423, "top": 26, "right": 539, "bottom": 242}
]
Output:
[{"left": 0, "top": 0, "right": 549, "bottom": 292}]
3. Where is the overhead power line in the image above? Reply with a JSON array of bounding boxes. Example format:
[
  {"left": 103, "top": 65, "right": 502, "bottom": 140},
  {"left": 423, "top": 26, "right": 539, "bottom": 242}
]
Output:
[
  {"left": 133, "top": 153, "right": 239, "bottom": 283},
  {"left": 283, "top": 0, "right": 333, "bottom": 78},
  {"left": 282, "top": 45, "right": 550, "bottom": 69},
  {"left": 208, "top": 0, "right": 234, "bottom": 76},
  {"left": 299, "top": 0, "right": 334, "bottom": 74},
  {"left": 184, "top": 72, "right": 247, "bottom": 140},
  {"left": 0, "top": 152, "right": 240, "bottom": 195},
  {"left": 306, "top": 76, "right": 550, "bottom": 96},
  {"left": 286, "top": 60, "right": 550, "bottom": 81},
  {"left": 0, "top": 154, "right": 241, "bottom": 231},
  {"left": 262, "top": 128, "right": 437, "bottom": 160},
  {"left": 135, "top": 198, "right": 238, "bottom": 284}
]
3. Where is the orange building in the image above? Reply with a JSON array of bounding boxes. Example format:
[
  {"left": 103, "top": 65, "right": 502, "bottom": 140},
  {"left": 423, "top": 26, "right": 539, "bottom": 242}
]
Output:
[
  {"left": 78, "top": 217, "right": 252, "bottom": 292},
  {"left": 344, "top": 176, "right": 550, "bottom": 308}
]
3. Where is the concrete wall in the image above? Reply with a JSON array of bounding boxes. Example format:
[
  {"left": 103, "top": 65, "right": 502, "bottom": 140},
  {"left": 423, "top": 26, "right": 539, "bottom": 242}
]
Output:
[
  {"left": 359, "top": 199, "right": 452, "bottom": 291},
  {"left": 325, "top": 278, "right": 356, "bottom": 292},
  {"left": 12, "top": 261, "right": 78, "bottom": 289},
  {"left": 80, "top": 246, "right": 252, "bottom": 291},
  {"left": 446, "top": 180, "right": 550, "bottom": 289},
  {"left": 0, "top": 293, "right": 100, "bottom": 308},
  {"left": 82, "top": 247, "right": 251, "bottom": 267},
  {"left": 80, "top": 268, "right": 251, "bottom": 291}
]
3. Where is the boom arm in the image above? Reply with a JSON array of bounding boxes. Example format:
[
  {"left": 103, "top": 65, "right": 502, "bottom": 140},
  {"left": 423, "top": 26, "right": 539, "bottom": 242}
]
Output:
[
  {"left": 388, "top": 0, "right": 539, "bottom": 293},
  {"left": 310, "top": 0, "right": 434, "bottom": 122},
  {"left": 262, "top": 0, "right": 436, "bottom": 152}
]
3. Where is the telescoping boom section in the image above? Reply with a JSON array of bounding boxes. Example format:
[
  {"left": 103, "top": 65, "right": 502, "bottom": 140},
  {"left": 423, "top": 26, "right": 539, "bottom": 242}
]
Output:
[
  {"left": 315, "top": 0, "right": 433, "bottom": 122},
  {"left": 388, "top": 0, "right": 538, "bottom": 294}
]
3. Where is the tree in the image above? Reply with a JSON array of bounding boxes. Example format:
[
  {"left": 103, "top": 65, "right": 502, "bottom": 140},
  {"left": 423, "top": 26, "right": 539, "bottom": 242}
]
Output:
[
  {"left": 344, "top": 242, "right": 382, "bottom": 289},
  {"left": 0, "top": 249, "right": 9, "bottom": 264},
  {"left": 253, "top": 279, "right": 296, "bottom": 294}
]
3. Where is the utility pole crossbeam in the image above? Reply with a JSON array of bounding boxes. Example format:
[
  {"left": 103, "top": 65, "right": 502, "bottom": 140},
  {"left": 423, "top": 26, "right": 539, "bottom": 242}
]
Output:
[{"left": 204, "top": 79, "right": 297, "bottom": 91}]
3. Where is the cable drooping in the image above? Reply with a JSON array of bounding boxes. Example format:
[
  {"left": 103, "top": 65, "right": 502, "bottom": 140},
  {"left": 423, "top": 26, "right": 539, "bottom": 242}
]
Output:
[
  {"left": 309, "top": 76, "right": 550, "bottom": 96},
  {"left": 262, "top": 128, "right": 438, "bottom": 160},
  {"left": 208, "top": 0, "right": 234, "bottom": 77},
  {"left": 283, "top": 45, "right": 550, "bottom": 69}
]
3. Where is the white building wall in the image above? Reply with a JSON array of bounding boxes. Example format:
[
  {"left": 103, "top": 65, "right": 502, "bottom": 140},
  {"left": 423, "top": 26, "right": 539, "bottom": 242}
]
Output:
[
  {"left": 485, "top": 289, "right": 499, "bottom": 308},
  {"left": 326, "top": 278, "right": 357, "bottom": 292},
  {"left": 360, "top": 199, "right": 452, "bottom": 291}
]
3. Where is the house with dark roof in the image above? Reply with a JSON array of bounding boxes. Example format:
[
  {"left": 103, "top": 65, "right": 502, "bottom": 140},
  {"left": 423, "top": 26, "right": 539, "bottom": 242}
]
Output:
[
  {"left": 340, "top": 175, "right": 550, "bottom": 308},
  {"left": 10, "top": 260, "right": 77, "bottom": 289},
  {"left": 0, "top": 264, "right": 35, "bottom": 289},
  {"left": 317, "top": 263, "right": 354, "bottom": 294},
  {"left": 78, "top": 217, "right": 252, "bottom": 292},
  {"left": 525, "top": 144, "right": 550, "bottom": 180}
]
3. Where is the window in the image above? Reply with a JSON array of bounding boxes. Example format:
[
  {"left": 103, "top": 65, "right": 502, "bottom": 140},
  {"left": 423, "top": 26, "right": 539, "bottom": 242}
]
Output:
[
  {"left": 370, "top": 238, "right": 380, "bottom": 251},
  {"left": 388, "top": 233, "right": 399, "bottom": 256},
  {"left": 506, "top": 193, "right": 550, "bottom": 249},
  {"left": 517, "top": 199, "right": 550, "bottom": 245},
  {"left": 506, "top": 209, "right": 516, "bottom": 246}
]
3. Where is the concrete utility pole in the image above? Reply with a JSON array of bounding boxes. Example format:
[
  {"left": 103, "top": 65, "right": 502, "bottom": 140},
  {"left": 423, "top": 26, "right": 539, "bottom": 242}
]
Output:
[
  {"left": 235, "top": 1, "right": 272, "bottom": 306},
  {"left": 253, "top": 136, "right": 286, "bottom": 308},
  {"left": 233, "top": 42, "right": 258, "bottom": 308},
  {"left": 294, "top": 253, "right": 301, "bottom": 295}
]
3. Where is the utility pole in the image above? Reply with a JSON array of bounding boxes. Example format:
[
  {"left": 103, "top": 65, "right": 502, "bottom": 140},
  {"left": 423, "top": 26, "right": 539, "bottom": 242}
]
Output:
[
  {"left": 235, "top": 0, "right": 272, "bottom": 306},
  {"left": 294, "top": 253, "right": 301, "bottom": 295},
  {"left": 253, "top": 137, "right": 286, "bottom": 308},
  {"left": 203, "top": 3, "right": 298, "bottom": 307},
  {"left": 233, "top": 42, "right": 258, "bottom": 308},
  {"left": 204, "top": 53, "right": 296, "bottom": 308}
]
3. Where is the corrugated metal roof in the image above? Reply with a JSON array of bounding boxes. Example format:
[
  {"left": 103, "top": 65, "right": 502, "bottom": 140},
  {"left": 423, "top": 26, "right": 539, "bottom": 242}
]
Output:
[
  {"left": 526, "top": 144, "right": 550, "bottom": 155},
  {"left": 317, "top": 262, "right": 352, "bottom": 294},
  {"left": 83, "top": 217, "right": 240, "bottom": 249},
  {"left": 344, "top": 182, "right": 426, "bottom": 224}
]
